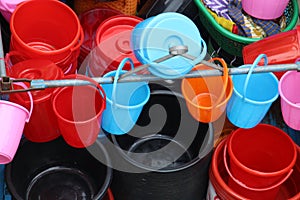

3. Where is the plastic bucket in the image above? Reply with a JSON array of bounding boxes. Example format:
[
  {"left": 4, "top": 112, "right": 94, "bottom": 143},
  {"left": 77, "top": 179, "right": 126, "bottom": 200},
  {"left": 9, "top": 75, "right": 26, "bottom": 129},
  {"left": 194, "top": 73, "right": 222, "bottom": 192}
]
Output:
[
  {"left": 207, "top": 138, "right": 300, "bottom": 200},
  {"left": 242, "top": 0, "right": 289, "bottom": 20},
  {"left": 87, "top": 15, "right": 142, "bottom": 77},
  {"left": 181, "top": 58, "right": 233, "bottom": 123},
  {"left": 279, "top": 70, "right": 300, "bottom": 130},
  {"left": 0, "top": 82, "right": 33, "bottom": 164},
  {"left": 228, "top": 124, "right": 297, "bottom": 189},
  {"left": 10, "top": 0, "right": 83, "bottom": 74},
  {"left": 109, "top": 83, "right": 214, "bottom": 200},
  {"left": 243, "top": 26, "right": 300, "bottom": 79},
  {"left": 7, "top": 59, "right": 64, "bottom": 143},
  {"left": 101, "top": 58, "right": 150, "bottom": 135},
  {"left": 226, "top": 54, "right": 279, "bottom": 128},
  {"left": 78, "top": 7, "right": 123, "bottom": 67},
  {"left": 5, "top": 137, "right": 112, "bottom": 200},
  {"left": 0, "top": 0, "right": 25, "bottom": 22},
  {"left": 224, "top": 140, "right": 293, "bottom": 200},
  {"left": 52, "top": 74, "right": 106, "bottom": 148},
  {"left": 132, "top": 12, "right": 207, "bottom": 79}
]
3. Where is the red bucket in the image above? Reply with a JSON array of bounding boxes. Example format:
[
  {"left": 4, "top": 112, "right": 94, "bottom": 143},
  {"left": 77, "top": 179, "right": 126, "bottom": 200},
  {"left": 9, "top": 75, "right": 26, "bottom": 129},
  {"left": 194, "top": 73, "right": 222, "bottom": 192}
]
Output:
[
  {"left": 88, "top": 15, "right": 143, "bottom": 77},
  {"left": 227, "top": 124, "right": 297, "bottom": 189},
  {"left": 10, "top": 0, "right": 83, "bottom": 74},
  {"left": 52, "top": 74, "right": 106, "bottom": 148},
  {"left": 207, "top": 137, "right": 300, "bottom": 200},
  {"left": 78, "top": 7, "right": 123, "bottom": 68},
  {"left": 243, "top": 26, "right": 300, "bottom": 80},
  {"left": 7, "top": 59, "right": 64, "bottom": 143}
]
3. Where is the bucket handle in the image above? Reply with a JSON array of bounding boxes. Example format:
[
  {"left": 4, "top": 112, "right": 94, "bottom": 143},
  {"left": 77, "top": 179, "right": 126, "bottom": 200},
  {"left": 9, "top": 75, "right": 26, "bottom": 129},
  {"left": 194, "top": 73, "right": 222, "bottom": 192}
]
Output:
[
  {"left": 193, "top": 57, "right": 229, "bottom": 109},
  {"left": 9, "top": 81, "right": 33, "bottom": 122},
  {"left": 223, "top": 142, "right": 293, "bottom": 191},
  {"left": 111, "top": 57, "right": 135, "bottom": 106},
  {"left": 243, "top": 54, "right": 268, "bottom": 100}
]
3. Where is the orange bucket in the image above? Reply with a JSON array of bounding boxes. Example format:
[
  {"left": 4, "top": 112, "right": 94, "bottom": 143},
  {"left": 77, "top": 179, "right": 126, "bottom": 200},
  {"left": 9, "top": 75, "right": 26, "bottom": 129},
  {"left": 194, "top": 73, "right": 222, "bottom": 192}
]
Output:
[{"left": 181, "top": 58, "right": 233, "bottom": 123}]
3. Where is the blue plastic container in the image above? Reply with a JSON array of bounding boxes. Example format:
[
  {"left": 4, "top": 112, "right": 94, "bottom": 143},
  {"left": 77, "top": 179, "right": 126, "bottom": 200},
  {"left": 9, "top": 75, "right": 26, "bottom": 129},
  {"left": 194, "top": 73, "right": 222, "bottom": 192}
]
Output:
[
  {"left": 101, "top": 58, "right": 150, "bottom": 135},
  {"left": 226, "top": 54, "right": 279, "bottom": 128},
  {"left": 131, "top": 12, "right": 207, "bottom": 79}
]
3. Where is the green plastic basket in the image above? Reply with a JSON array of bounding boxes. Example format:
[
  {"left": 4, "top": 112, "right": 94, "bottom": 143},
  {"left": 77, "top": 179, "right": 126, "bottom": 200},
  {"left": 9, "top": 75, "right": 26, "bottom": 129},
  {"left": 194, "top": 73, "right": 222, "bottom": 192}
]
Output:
[{"left": 194, "top": 0, "right": 299, "bottom": 57}]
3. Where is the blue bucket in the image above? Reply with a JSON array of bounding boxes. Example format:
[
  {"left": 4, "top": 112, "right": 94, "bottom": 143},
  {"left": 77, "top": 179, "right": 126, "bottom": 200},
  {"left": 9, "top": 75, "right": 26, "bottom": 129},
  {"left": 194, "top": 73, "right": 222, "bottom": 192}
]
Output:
[
  {"left": 131, "top": 12, "right": 207, "bottom": 79},
  {"left": 226, "top": 54, "right": 279, "bottom": 128},
  {"left": 101, "top": 58, "right": 150, "bottom": 135}
]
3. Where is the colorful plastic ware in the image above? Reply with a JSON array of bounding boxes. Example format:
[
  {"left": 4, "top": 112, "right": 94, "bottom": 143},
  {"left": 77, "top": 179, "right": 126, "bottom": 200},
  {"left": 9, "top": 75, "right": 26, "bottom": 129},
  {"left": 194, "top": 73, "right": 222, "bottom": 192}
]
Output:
[
  {"left": 0, "top": 82, "right": 32, "bottom": 164},
  {"left": 101, "top": 58, "right": 150, "bottom": 135},
  {"left": 226, "top": 54, "right": 279, "bottom": 128},
  {"left": 52, "top": 74, "right": 106, "bottom": 148},
  {"left": 181, "top": 58, "right": 233, "bottom": 123},
  {"left": 279, "top": 70, "right": 300, "bottom": 130},
  {"left": 132, "top": 12, "right": 207, "bottom": 79},
  {"left": 243, "top": 26, "right": 300, "bottom": 79},
  {"left": 8, "top": 59, "right": 64, "bottom": 143}
]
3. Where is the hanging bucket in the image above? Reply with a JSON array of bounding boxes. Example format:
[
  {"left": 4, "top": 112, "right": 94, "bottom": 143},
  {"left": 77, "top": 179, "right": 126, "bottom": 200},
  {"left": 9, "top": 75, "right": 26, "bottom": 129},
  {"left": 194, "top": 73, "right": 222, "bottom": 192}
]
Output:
[
  {"left": 9, "top": 0, "right": 83, "bottom": 74},
  {"left": 227, "top": 124, "right": 297, "bottom": 194},
  {"left": 226, "top": 54, "right": 279, "bottom": 128},
  {"left": 87, "top": 15, "right": 142, "bottom": 77},
  {"left": 0, "top": 81, "right": 33, "bottom": 164},
  {"left": 131, "top": 12, "right": 207, "bottom": 79},
  {"left": 78, "top": 7, "right": 123, "bottom": 68},
  {"left": 279, "top": 70, "right": 300, "bottom": 130},
  {"left": 207, "top": 138, "right": 300, "bottom": 200},
  {"left": 181, "top": 58, "right": 233, "bottom": 123},
  {"left": 101, "top": 57, "right": 150, "bottom": 135},
  {"left": 224, "top": 139, "right": 293, "bottom": 200},
  {"left": 7, "top": 59, "right": 64, "bottom": 143},
  {"left": 5, "top": 137, "right": 112, "bottom": 200},
  {"left": 52, "top": 74, "right": 106, "bottom": 148},
  {"left": 109, "top": 83, "right": 214, "bottom": 200}
]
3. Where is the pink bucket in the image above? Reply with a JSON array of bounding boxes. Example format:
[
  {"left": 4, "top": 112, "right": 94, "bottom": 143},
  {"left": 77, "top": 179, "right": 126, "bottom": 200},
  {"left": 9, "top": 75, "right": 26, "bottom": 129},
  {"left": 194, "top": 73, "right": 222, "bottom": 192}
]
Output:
[
  {"left": 0, "top": 82, "right": 33, "bottom": 164},
  {"left": 279, "top": 71, "right": 300, "bottom": 130},
  {"left": 241, "top": 0, "right": 289, "bottom": 20}
]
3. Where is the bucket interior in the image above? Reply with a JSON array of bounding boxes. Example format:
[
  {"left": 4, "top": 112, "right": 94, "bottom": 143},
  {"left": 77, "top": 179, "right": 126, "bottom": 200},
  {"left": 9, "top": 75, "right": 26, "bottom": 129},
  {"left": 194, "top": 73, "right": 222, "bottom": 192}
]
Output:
[
  {"left": 5, "top": 137, "right": 111, "bottom": 199},
  {"left": 53, "top": 85, "right": 103, "bottom": 122},
  {"left": 11, "top": 0, "right": 79, "bottom": 50},
  {"left": 232, "top": 72, "right": 278, "bottom": 102},
  {"left": 111, "top": 83, "right": 210, "bottom": 170},
  {"left": 230, "top": 125, "right": 296, "bottom": 172}
]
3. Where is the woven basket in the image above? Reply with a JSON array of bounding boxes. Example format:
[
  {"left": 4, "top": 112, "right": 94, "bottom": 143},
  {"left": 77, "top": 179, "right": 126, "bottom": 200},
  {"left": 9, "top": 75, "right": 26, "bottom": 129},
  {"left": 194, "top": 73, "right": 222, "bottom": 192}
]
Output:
[
  {"left": 74, "top": 0, "right": 138, "bottom": 15},
  {"left": 194, "top": 0, "right": 299, "bottom": 57}
]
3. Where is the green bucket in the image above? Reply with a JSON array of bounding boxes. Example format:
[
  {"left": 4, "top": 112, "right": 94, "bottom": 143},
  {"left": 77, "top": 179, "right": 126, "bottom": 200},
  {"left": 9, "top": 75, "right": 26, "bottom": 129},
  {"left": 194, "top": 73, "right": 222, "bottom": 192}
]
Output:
[{"left": 194, "top": 0, "right": 299, "bottom": 57}]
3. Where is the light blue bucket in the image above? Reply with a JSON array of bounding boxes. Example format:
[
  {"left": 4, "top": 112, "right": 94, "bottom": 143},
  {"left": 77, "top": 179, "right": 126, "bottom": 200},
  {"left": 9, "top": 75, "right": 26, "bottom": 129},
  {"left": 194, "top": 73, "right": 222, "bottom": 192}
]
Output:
[
  {"left": 101, "top": 58, "right": 150, "bottom": 135},
  {"left": 131, "top": 12, "right": 207, "bottom": 79},
  {"left": 226, "top": 54, "right": 279, "bottom": 128}
]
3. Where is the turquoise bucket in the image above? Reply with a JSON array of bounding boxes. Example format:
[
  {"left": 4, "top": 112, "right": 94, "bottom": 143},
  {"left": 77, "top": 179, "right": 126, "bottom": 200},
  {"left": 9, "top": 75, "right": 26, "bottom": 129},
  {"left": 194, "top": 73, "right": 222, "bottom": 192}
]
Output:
[
  {"left": 131, "top": 12, "right": 207, "bottom": 79},
  {"left": 226, "top": 54, "right": 279, "bottom": 128},
  {"left": 101, "top": 58, "right": 150, "bottom": 135}
]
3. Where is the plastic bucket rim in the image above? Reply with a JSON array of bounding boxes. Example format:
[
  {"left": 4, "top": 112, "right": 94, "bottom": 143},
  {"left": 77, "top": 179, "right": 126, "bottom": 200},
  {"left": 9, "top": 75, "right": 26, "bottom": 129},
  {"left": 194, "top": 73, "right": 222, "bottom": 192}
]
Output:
[
  {"left": 228, "top": 124, "right": 298, "bottom": 177},
  {"left": 10, "top": 0, "right": 82, "bottom": 55},
  {"left": 181, "top": 57, "right": 233, "bottom": 110},
  {"left": 279, "top": 70, "right": 300, "bottom": 108},
  {"left": 0, "top": 152, "right": 12, "bottom": 164}
]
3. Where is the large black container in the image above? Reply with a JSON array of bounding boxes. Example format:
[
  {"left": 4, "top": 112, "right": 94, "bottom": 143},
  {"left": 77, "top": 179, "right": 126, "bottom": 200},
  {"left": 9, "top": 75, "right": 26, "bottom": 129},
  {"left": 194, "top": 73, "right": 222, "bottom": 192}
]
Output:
[
  {"left": 108, "top": 83, "right": 214, "bottom": 200},
  {"left": 5, "top": 137, "right": 112, "bottom": 200}
]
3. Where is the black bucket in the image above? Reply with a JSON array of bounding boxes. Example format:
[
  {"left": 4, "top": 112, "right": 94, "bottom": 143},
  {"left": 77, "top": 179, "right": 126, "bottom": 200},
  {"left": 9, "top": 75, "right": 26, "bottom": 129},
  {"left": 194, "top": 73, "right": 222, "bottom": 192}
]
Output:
[
  {"left": 5, "top": 137, "right": 112, "bottom": 200},
  {"left": 108, "top": 83, "right": 214, "bottom": 200}
]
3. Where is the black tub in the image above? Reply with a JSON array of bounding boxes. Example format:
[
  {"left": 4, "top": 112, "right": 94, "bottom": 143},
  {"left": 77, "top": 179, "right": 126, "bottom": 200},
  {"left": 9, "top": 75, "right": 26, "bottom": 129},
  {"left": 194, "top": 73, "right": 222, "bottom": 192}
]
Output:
[
  {"left": 5, "top": 137, "right": 112, "bottom": 200},
  {"left": 108, "top": 83, "right": 214, "bottom": 200}
]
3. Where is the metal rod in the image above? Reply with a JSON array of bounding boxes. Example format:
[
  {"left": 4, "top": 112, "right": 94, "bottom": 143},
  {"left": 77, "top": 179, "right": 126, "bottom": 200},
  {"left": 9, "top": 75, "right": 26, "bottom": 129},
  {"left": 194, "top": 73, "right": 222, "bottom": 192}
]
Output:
[
  {"left": 0, "top": 23, "right": 6, "bottom": 77},
  {"left": 30, "top": 63, "right": 300, "bottom": 90}
]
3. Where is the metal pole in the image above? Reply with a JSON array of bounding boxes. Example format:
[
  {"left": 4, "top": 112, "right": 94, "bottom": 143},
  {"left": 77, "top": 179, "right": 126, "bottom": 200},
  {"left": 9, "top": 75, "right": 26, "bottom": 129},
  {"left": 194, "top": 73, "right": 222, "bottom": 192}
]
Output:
[
  {"left": 30, "top": 63, "right": 300, "bottom": 90},
  {"left": 0, "top": 23, "right": 6, "bottom": 77}
]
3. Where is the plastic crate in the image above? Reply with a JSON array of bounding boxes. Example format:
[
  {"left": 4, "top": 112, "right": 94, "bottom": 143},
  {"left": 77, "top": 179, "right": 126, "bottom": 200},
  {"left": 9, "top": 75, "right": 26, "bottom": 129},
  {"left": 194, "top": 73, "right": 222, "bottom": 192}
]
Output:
[{"left": 194, "top": 0, "right": 299, "bottom": 57}]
